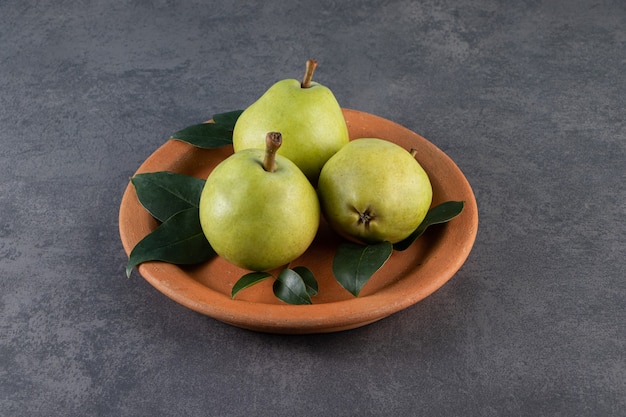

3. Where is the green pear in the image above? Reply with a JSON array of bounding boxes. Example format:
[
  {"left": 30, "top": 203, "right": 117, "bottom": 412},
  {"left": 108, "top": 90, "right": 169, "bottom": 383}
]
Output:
[
  {"left": 199, "top": 132, "right": 320, "bottom": 271},
  {"left": 317, "top": 138, "right": 433, "bottom": 244},
  {"left": 233, "top": 59, "right": 349, "bottom": 183}
]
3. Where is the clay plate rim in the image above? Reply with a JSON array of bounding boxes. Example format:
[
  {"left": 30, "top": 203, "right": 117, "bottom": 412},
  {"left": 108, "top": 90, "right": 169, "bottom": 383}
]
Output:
[{"left": 118, "top": 109, "right": 478, "bottom": 334}]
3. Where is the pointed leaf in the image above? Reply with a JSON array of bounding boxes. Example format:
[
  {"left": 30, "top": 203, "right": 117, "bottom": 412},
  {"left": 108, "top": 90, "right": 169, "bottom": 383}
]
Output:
[
  {"left": 394, "top": 201, "right": 465, "bottom": 251},
  {"left": 232, "top": 271, "right": 273, "bottom": 299},
  {"left": 273, "top": 269, "right": 312, "bottom": 305},
  {"left": 292, "top": 266, "right": 318, "bottom": 297},
  {"left": 170, "top": 122, "right": 234, "bottom": 148},
  {"left": 131, "top": 172, "right": 205, "bottom": 222},
  {"left": 212, "top": 110, "right": 244, "bottom": 129},
  {"left": 169, "top": 110, "right": 243, "bottom": 148},
  {"left": 126, "top": 208, "right": 214, "bottom": 277},
  {"left": 333, "top": 241, "right": 393, "bottom": 297}
]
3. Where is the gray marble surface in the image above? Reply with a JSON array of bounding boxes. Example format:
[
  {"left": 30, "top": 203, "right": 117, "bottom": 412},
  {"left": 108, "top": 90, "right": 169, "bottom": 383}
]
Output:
[{"left": 1, "top": 1, "right": 625, "bottom": 416}]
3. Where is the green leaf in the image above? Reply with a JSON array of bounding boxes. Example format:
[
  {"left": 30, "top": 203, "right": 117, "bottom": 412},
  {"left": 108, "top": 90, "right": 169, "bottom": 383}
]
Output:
[
  {"left": 292, "top": 266, "right": 318, "bottom": 297},
  {"left": 126, "top": 208, "right": 215, "bottom": 277},
  {"left": 131, "top": 172, "right": 205, "bottom": 222},
  {"left": 394, "top": 201, "right": 465, "bottom": 251},
  {"left": 212, "top": 110, "right": 244, "bottom": 129},
  {"left": 231, "top": 271, "right": 273, "bottom": 299},
  {"left": 332, "top": 241, "right": 393, "bottom": 297},
  {"left": 273, "top": 269, "right": 313, "bottom": 305},
  {"left": 169, "top": 110, "right": 243, "bottom": 148},
  {"left": 170, "top": 123, "right": 234, "bottom": 148},
  {"left": 232, "top": 268, "right": 317, "bottom": 303}
]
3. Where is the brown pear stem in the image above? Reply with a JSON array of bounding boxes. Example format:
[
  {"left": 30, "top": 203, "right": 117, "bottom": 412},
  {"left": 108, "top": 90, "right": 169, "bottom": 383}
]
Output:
[
  {"left": 409, "top": 148, "right": 418, "bottom": 158},
  {"left": 263, "top": 132, "right": 282, "bottom": 172},
  {"left": 301, "top": 59, "right": 318, "bottom": 88}
]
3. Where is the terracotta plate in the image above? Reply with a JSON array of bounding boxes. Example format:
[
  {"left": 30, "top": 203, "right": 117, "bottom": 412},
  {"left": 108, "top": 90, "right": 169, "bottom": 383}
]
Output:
[{"left": 118, "top": 109, "right": 478, "bottom": 334}]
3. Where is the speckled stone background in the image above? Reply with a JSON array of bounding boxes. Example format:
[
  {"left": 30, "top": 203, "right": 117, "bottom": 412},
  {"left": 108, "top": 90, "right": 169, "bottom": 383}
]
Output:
[{"left": 1, "top": 1, "right": 625, "bottom": 416}]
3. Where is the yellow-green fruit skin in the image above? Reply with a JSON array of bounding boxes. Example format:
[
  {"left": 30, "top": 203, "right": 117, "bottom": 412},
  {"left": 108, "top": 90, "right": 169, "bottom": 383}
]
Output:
[
  {"left": 199, "top": 149, "right": 320, "bottom": 271},
  {"left": 317, "top": 138, "right": 433, "bottom": 245},
  {"left": 232, "top": 79, "right": 349, "bottom": 182}
]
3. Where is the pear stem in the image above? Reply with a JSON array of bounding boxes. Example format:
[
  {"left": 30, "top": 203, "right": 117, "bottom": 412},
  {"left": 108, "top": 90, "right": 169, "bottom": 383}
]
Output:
[
  {"left": 263, "top": 132, "right": 282, "bottom": 172},
  {"left": 301, "top": 59, "right": 318, "bottom": 88},
  {"left": 410, "top": 148, "right": 418, "bottom": 158}
]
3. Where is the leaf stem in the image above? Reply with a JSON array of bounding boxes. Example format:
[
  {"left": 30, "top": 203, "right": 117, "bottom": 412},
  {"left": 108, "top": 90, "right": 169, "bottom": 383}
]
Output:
[
  {"left": 263, "top": 132, "right": 282, "bottom": 172},
  {"left": 301, "top": 59, "right": 318, "bottom": 88}
]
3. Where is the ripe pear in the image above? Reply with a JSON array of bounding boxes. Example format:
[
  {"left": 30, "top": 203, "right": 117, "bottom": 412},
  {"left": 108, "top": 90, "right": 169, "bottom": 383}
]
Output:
[
  {"left": 233, "top": 59, "right": 349, "bottom": 183},
  {"left": 199, "top": 132, "right": 320, "bottom": 271},
  {"left": 317, "top": 138, "right": 433, "bottom": 245}
]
